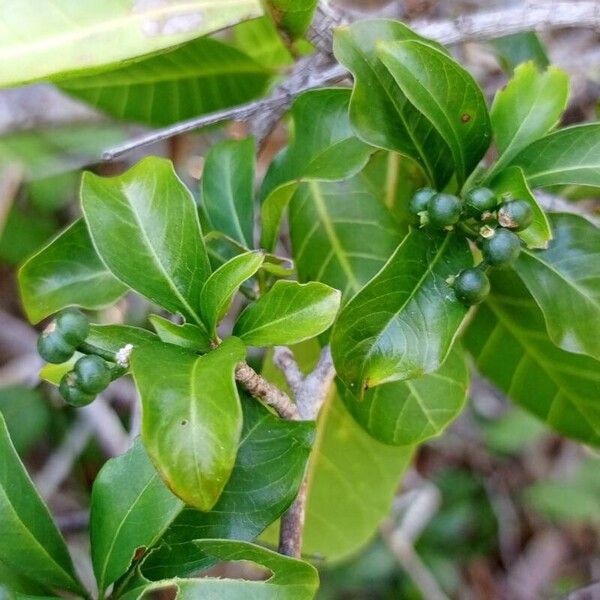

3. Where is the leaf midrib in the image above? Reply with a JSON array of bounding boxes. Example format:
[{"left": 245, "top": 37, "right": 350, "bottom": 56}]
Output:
[
  {"left": 485, "top": 295, "right": 600, "bottom": 435},
  {"left": 122, "top": 181, "right": 203, "bottom": 325}
]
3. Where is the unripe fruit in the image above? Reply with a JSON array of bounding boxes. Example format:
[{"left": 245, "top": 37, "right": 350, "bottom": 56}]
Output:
[
  {"left": 55, "top": 309, "right": 89, "bottom": 346},
  {"left": 453, "top": 268, "right": 490, "bottom": 305},
  {"left": 409, "top": 187, "right": 436, "bottom": 216},
  {"left": 74, "top": 355, "right": 111, "bottom": 394},
  {"left": 37, "top": 325, "right": 76, "bottom": 364},
  {"left": 464, "top": 187, "right": 498, "bottom": 217},
  {"left": 59, "top": 373, "right": 95, "bottom": 407},
  {"left": 427, "top": 193, "right": 462, "bottom": 228},
  {"left": 481, "top": 228, "right": 521, "bottom": 267},
  {"left": 497, "top": 200, "right": 533, "bottom": 231}
]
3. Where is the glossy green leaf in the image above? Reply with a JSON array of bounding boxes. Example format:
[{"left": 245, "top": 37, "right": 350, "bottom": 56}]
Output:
[
  {"left": 149, "top": 315, "right": 211, "bottom": 353},
  {"left": 332, "top": 229, "right": 471, "bottom": 393},
  {"left": 290, "top": 177, "right": 405, "bottom": 299},
  {"left": 18, "top": 219, "right": 127, "bottom": 323},
  {"left": 0, "top": 415, "right": 82, "bottom": 593},
  {"left": 488, "top": 62, "right": 569, "bottom": 179},
  {"left": 88, "top": 324, "right": 157, "bottom": 355},
  {"left": 233, "top": 280, "right": 341, "bottom": 346},
  {"left": 261, "top": 342, "right": 413, "bottom": 562},
  {"left": 268, "top": 0, "right": 318, "bottom": 38},
  {"left": 132, "top": 338, "right": 245, "bottom": 510},
  {"left": 464, "top": 270, "right": 600, "bottom": 447},
  {"left": 233, "top": 16, "right": 292, "bottom": 69},
  {"left": 514, "top": 213, "right": 600, "bottom": 360},
  {"left": 0, "top": 0, "right": 263, "bottom": 87},
  {"left": 62, "top": 38, "right": 271, "bottom": 126},
  {"left": 91, "top": 439, "right": 184, "bottom": 593},
  {"left": 378, "top": 39, "right": 491, "bottom": 187},
  {"left": 490, "top": 32, "right": 549, "bottom": 72},
  {"left": 200, "top": 251, "right": 265, "bottom": 337},
  {"left": 333, "top": 20, "right": 454, "bottom": 188},
  {"left": 491, "top": 166, "right": 552, "bottom": 249},
  {"left": 259, "top": 88, "right": 374, "bottom": 250},
  {"left": 82, "top": 157, "right": 210, "bottom": 324},
  {"left": 122, "top": 540, "right": 318, "bottom": 600},
  {"left": 139, "top": 399, "right": 314, "bottom": 580},
  {"left": 202, "top": 137, "right": 256, "bottom": 248},
  {"left": 342, "top": 346, "right": 468, "bottom": 446},
  {"left": 510, "top": 123, "right": 600, "bottom": 188},
  {"left": 0, "top": 125, "right": 126, "bottom": 181},
  {"left": 304, "top": 393, "right": 412, "bottom": 561}
]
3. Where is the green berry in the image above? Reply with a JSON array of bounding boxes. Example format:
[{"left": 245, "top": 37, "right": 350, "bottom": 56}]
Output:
[
  {"left": 497, "top": 200, "right": 533, "bottom": 231},
  {"left": 409, "top": 187, "right": 436, "bottom": 216},
  {"left": 481, "top": 228, "right": 521, "bottom": 267},
  {"left": 74, "top": 355, "right": 111, "bottom": 394},
  {"left": 37, "top": 325, "right": 76, "bottom": 364},
  {"left": 55, "top": 309, "right": 89, "bottom": 346},
  {"left": 59, "top": 372, "right": 95, "bottom": 407},
  {"left": 427, "top": 193, "right": 462, "bottom": 228},
  {"left": 463, "top": 187, "right": 498, "bottom": 217},
  {"left": 453, "top": 268, "right": 490, "bottom": 305}
]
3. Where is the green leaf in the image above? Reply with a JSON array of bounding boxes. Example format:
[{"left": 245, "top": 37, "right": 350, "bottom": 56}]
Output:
[
  {"left": 61, "top": 38, "right": 270, "bottom": 126},
  {"left": 464, "top": 270, "right": 600, "bottom": 447},
  {"left": 202, "top": 137, "right": 256, "bottom": 248},
  {"left": 333, "top": 20, "right": 455, "bottom": 188},
  {"left": 261, "top": 342, "right": 413, "bottom": 562},
  {"left": 0, "top": 414, "right": 82, "bottom": 593},
  {"left": 18, "top": 219, "right": 127, "bottom": 323},
  {"left": 149, "top": 315, "right": 211, "bottom": 353},
  {"left": 509, "top": 123, "right": 600, "bottom": 188},
  {"left": 0, "top": 125, "right": 126, "bottom": 181},
  {"left": 122, "top": 540, "right": 319, "bottom": 600},
  {"left": 491, "top": 166, "right": 552, "bottom": 249},
  {"left": 0, "top": 386, "right": 50, "bottom": 455},
  {"left": 0, "top": 0, "right": 263, "bottom": 87},
  {"left": 342, "top": 346, "right": 468, "bottom": 446},
  {"left": 81, "top": 157, "right": 210, "bottom": 324},
  {"left": 91, "top": 439, "right": 184, "bottom": 593},
  {"left": 378, "top": 39, "right": 491, "bottom": 187},
  {"left": 488, "top": 62, "right": 569, "bottom": 179},
  {"left": 267, "top": 0, "right": 318, "bottom": 38},
  {"left": 490, "top": 32, "right": 549, "bottom": 72},
  {"left": 332, "top": 229, "right": 471, "bottom": 393},
  {"left": 88, "top": 324, "right": 157, "bottom": 355},
  {"left": 290, "top": 177, "right": 405, "bottom": 299},
  {"left": 200, "top": 251, "right": 265, "bottom": 337},
  {"left": 259, "top": 88, "right": 374, "bottom": 250},
  {"left": 233, "top": 16, "right": 293, "bottom": 69},
  {"left": 131, "top": 338, "right": 245, "bottom": 510},
  {"left": 233, "top": 281, "right": 341, "bottom": 346},
  {"left": 514, "top": 213, "right": 600, "bottom": 360},
  {"left": 139, "top": 399, "right": 314, "bottom": 580}
]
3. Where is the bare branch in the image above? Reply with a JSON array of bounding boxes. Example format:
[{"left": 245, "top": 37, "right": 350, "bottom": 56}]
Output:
[
  {"left": 35, "top": 415, "right": 94, "bottom": 499},
  {"left": 273, "top": 346, "right": 304, "bottom": 395},
  {"left": 235, "top": 362, "right": 299, "bottom": 420},
  {"left": 295, "top": 345, "right": 335, "bottom": 420},
  {"left": 103, "top": 1, "right": 600, "bottom": 159},
  {"left": 278, "top": 478, "right": 308, "bottom": 558},
  {"left": 81, "top": 397, "right": 130, "bottom": 457}
]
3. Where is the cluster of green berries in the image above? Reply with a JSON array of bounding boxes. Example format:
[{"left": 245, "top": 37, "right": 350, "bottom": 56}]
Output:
[
  {"left": 410, "top": 186, "right": 534, "bottom": 306},
  {"left": 37, "top": 309, "right": 119, "bottom": 407}
]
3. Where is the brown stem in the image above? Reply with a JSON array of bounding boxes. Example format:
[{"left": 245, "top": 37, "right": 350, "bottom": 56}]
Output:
[
  {"left": 235, "top": 362, "right": 299, "bottom": 420},
  {"left": 278, "top": 478, "right": 308, "bottom": 558}
]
